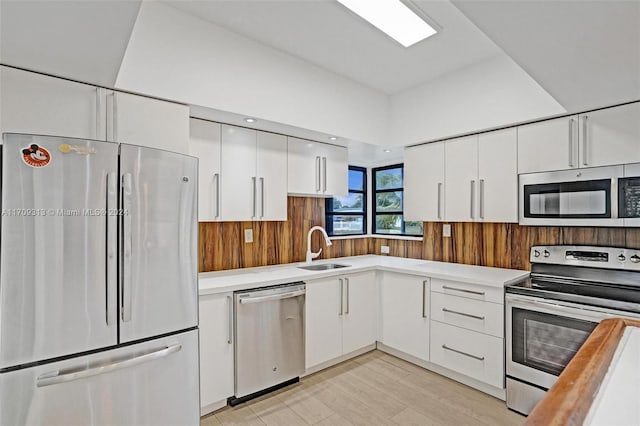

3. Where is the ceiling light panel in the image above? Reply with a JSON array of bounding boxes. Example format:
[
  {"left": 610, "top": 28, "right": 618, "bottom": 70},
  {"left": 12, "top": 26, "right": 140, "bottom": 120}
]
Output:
[{"left": 336, "top": 0, "right": 437, "bottom": 48}]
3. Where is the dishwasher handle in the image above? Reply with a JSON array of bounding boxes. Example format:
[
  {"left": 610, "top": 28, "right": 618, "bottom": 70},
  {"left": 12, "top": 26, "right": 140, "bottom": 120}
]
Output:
[{"left": 238, "top": 289, "right": 306, "bottom": 304}]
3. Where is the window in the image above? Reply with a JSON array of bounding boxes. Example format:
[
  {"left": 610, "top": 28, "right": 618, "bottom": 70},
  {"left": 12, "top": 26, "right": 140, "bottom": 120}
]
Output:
[
  {"left": 326, "top": 166, "right": 367, "bottom": 236},
  {"left": 373, "top": 164, "right": 423, "bottom": 236}
]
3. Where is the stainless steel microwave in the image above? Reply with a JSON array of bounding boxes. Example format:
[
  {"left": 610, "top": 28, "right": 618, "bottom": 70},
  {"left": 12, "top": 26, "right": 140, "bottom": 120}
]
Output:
[{"left": 518, "top": 166, "right": 630, "bottom": 226}]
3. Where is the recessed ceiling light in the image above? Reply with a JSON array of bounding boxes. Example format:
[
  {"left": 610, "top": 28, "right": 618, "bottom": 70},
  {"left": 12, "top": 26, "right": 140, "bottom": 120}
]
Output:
[
  {"left": 384, "top": 149, "right": 392, "bottom": 153},
  {"left": 244, "top": 117, "right": 257, "bottom": 123},
  {"left": 329, "top": 136, "right": 338, "bottom": 141},
  {"left": 336, "top": 0, "right": 437, "bottom": 48}
]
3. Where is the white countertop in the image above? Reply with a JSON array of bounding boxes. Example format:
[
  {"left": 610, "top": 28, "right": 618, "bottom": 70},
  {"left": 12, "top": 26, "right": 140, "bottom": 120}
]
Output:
[
  {"left": 586, "top": 326, "right": 640, "bottom": 425},
  {"left": 198, "top": 255, "right": 530, "bottom": 296}
]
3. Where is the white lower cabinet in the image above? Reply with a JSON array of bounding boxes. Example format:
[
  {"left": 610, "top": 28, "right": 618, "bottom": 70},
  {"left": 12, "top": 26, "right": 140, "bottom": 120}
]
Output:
[
  {"left": 380, "top": 272, "right": 430, "bottom": 361},
  {"left": 430, "top": 321, "right": 504, "bottom": 389},
  {"left": 429, "top": 280, "right": 505, "bottom": 390},
  {"left": 305, "top": 271, "right": 376, "bottom": 369},
  {"left": 199, "top": 293, "right": 234, "bottom": 415}
]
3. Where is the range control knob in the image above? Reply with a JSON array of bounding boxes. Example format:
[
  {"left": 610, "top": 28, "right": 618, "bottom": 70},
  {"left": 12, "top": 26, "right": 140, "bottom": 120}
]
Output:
[
  {"left": 544, "top": 250, "right": 551, "bottom": 258},
  {"left": 533, "top": 250, "right": 541, "bottom": 258},
  {"left": 630, "top": 255, "right": 640, "bottom": 263},
  {"left": 617, "top": 254, "right": 626, "bottom": 262}
]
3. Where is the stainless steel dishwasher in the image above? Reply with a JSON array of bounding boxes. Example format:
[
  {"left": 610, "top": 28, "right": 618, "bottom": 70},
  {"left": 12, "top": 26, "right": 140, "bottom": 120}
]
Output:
[{"left": 231, "top": 282, "right": 305, "bottom": 405}]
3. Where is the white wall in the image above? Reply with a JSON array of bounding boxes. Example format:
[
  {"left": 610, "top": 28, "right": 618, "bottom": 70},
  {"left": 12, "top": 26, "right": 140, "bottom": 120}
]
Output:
[
  {"left": 116, "top": 1, "right": 389, "bottom": 146},
  {"left": 389, "top": 54, "right": 566, "bottom": 146}
]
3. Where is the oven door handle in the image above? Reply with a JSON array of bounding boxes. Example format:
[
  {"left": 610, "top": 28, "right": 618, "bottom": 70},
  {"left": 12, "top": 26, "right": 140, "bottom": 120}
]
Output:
[{"left": 506, "top": 294, "right": 619, "bottom": 320}]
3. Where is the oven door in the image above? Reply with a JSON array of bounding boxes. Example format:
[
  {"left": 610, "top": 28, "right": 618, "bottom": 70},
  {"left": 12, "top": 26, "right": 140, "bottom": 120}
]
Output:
[
  {"left": 505, "top": 293, "right": 617, "bottom": 389},
  {"left": 519, "top": 166, "right": 623, "bottom": 226}
]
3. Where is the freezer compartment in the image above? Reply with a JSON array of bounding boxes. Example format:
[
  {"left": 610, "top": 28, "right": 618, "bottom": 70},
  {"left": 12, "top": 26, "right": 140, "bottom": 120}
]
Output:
[
  {"left": 0, "top": 329, "right": 200, "bottom": 426},
  {"left": 234, "top": 283, "right": 305, "bottom": 399}
]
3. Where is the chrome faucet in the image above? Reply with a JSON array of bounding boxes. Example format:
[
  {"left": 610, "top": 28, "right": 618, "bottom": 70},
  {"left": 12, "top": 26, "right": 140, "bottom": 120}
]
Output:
[{"left": 306, "top": 226, "right": 332, "bottom": 263}]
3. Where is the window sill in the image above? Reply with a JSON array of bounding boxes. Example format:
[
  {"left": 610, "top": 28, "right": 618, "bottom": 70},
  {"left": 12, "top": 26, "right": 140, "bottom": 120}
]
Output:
[{"left": 329, "top": 234, "right": 423, "bottom": 242}]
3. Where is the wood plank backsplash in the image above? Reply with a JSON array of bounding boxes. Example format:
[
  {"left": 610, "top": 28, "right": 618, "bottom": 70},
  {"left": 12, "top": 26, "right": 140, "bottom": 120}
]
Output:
[{"left": 199, "top": 197, "right": 640, "bottom": 272}]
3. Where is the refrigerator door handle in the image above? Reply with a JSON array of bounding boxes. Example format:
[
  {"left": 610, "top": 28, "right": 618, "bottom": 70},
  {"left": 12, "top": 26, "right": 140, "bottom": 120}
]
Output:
[
  {"left": 121, "top": 172, "right": 133, "bottom": 322},
  {"left": 106, "top": 172, "right": 118, "bottom": 326},
  {"left": 36, "top": 344, "right": 182, "bottom": 388}
]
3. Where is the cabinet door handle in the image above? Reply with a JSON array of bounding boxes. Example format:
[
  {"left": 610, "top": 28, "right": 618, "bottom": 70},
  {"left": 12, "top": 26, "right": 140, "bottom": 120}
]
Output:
[
  {"left": 227, "top": 295, "right": 233, "bottom": 344},
  {"left": 252, "top": 177, "right": 257, "bottom": 218},
  {"left": 582, "top": 115, "right": 589, "bottom": 166},
  {"left": 437, "top": 182, "right": 443, "bottom": 220},
  {"left": 479, "top": 179, "right": 485, "bottom": 219},
  {"left": 339, "top": 278, "right": 344, "bottom": 316},
  {"left": 568, "top": 118, "right": 575, "bottom": 167},
  {"left": 422, "top": 280, "right": 428, "bottom": 318},
  {"left": 345, "top": 278, "right": 350, "bottom": 315},
  {"left": 112, "top": 91, "right": 118, "bottom": 142},
  {"left": 442, "top": 285, "right": 485, "bottom": 296},
  {"left": 322, "top": 157, "right": 327, "bottom": 193},
  {"left": 96, "top": 87, "right": 102, "bottom": 139},
  {"left": 470, "top": 180, "right": 475, "bottom": 219},
  {"left": 214, "top": 173, "right": 220, "bottom": 219},
  {"left": 442, "top": 308, "right": 485, "bottom": 320},
  {"left": 260, "top": 177, "right": 265, "bottom": 218},
  {"left": 442, "top": 344, "right": 484, "bottom": 361},
  {"left": 315, "top": 156, "right": 321, "bottom": 192}
]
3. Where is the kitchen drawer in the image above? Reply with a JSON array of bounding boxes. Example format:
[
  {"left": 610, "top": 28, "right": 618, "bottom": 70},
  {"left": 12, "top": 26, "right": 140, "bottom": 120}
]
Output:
[
  {"left": 431, "top": 278, "right": 503, "bottom": 304},
  {"left": 430, "top": 292, "right": 503, "bottom": 338},
  {"left": 430, "top": 321, "right": 504, "bottom": 388}
]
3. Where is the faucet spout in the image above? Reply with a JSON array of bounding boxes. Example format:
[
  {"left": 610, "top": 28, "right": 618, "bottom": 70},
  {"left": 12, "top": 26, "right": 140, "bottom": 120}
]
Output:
[{"left": 306, "top": 226, "right": 332, "bottom": 263}]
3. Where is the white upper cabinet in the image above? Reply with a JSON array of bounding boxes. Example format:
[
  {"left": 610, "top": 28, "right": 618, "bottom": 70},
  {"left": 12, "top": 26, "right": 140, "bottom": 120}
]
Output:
[
  {"left": 518, "top": 102, "right": 640, "bottom": 173},
  {"left": 0, "top": 66, "right": 100, "bottom": 141},
  {"left": 256, "top": 131, "right": 288, "bottom": 221},
  {"left": 406, "top": 128, "right": 517, "bottom": 223},
  {"left": 404, "top": 142, "right": 445, "bottom": 222},
  {"left": 108, "top": 91, "right": 190, "bottom": 154},
  {"left": 445, "top": 135, "right": 478, "bottom": 222},
  {"left": 478, "top": 128, "right": 518, "bottom": 223},
  {"left": 0, "top": 66, "right": 190, "bottom": 154},
  {"left": 579, "top": 102, "right": 640, "bottom": 168},
  {"left": 517, "top": 116, "right": 578, "bottom": 173},
  {"left": 219, "top": 124, "right": 287, "bottom": 222},
  {"left": 221, "top": 125, "right": 258, "bottom": 221},
  {"left": 287, "top": 137, "right": 347, "bottom": 197},
  {"left": 189, "top": 119, "right": 221, "bottom": 221}
]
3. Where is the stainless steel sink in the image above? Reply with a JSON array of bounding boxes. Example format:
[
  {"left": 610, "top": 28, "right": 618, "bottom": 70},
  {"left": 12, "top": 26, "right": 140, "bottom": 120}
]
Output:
[{"left": 297, "top": 263, "right": 350, "bottom": 271}]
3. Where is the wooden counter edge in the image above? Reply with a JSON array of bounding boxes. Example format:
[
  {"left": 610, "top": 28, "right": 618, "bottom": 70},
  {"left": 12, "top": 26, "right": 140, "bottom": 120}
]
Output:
[{"left": 526, "top": 317, "right": 640, "bottom": 426}]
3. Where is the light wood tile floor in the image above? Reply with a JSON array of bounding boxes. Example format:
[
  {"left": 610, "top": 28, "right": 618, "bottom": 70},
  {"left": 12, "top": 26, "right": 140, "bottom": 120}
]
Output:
[{"left": 201, "top": 350, "right": 525, "bottom": 426}]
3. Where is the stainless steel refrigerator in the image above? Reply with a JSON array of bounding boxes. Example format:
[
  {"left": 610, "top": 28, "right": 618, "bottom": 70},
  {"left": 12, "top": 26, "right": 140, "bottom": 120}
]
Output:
[{"left": 0, "top": 134, "right": 199, "bottom": 425}]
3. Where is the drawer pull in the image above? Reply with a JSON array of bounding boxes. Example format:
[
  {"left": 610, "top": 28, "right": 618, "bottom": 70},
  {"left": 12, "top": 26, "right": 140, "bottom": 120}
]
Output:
[
  {"left": 442, "top": 344, "right": 485, "bottom": 361},
  {"left": 442, "top": 285, "right": 485, "bottom": 296},
  {"left": 442, "top": 307, "right": 485, "bottom": 321}
]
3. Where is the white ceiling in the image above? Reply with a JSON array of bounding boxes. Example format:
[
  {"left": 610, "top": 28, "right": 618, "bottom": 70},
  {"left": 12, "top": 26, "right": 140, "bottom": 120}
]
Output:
[
  {"left": 452, "top": 0, "right": 640, "bottom": 113},
  {"left": 0, "top": 0, "right": 141, "bottom": 87},
  {"left": 164, "top": 0, "right": 504, "bottom": 94}
]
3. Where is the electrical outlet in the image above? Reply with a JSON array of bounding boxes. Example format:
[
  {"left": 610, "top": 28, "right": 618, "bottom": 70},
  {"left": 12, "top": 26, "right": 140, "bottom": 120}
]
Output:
[
  {"left": 244, "top": 229, "right": 253, "bottom": 243},
  {"left": 381, "top": 245, "right": 390, "bottom": 254},
  {"left": 443, "top": 224, "right": 451, "bottom": 238}
]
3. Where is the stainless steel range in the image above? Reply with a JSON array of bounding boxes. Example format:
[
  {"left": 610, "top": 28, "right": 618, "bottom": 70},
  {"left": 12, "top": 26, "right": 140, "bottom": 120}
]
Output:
[{"left": 505, "top": 245, "right": 640, "bottom": 415}]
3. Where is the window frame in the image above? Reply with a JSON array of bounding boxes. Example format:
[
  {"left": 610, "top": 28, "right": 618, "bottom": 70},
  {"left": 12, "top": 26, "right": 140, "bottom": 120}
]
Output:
[
  {"left": 372, "top": 163, "right": 423, "bottom": 237},
  {"left": 325, "top": 165, "right": 367, "bottom": 237}
]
